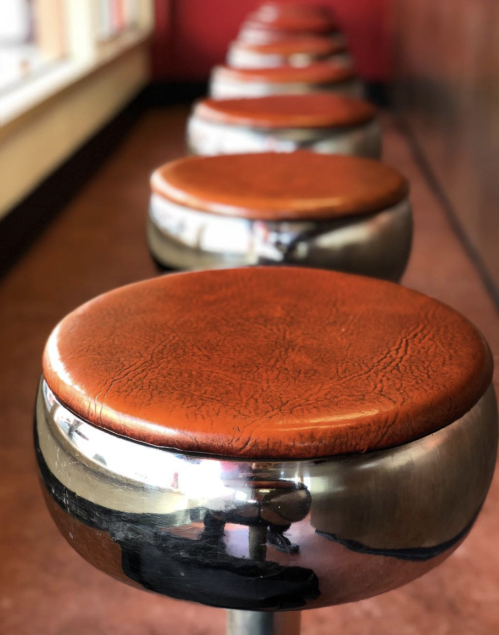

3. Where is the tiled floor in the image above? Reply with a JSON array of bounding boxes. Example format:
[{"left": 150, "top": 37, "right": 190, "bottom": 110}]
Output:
[{"left": 0, "top": 107, "right": 498, "bottom": 635}]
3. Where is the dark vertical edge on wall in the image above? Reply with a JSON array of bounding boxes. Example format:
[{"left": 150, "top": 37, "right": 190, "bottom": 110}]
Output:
[
  {"left": 0, "top": 81, "right": 210, "bottom": 280},
  {"left": 396, "top": 115, "right": 499, "bottom": 311}
]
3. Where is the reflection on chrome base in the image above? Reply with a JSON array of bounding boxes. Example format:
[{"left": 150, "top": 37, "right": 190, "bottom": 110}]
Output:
[
  {"left": 35, "top": 378, "right": 497, "bottom": 611},
  {"left": 147, "top": 195, "right": 413, "bottom": 281},
  {"left": 226, "top": 47, "right": 353, "bottom": 71},
  {"left": 186, "top": 117, "right": 382, "bottom": 159},
  {"left": 209, "top": 72, "right": 364, "bottom": 101}
]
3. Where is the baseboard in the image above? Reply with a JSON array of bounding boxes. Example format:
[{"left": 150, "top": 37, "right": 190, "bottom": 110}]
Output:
[
  {"left": 0, "top": 89, "right": 150, "bottom": 279},
  {"left": 143, "top": 81, "right": 208, "bottom": 107}
]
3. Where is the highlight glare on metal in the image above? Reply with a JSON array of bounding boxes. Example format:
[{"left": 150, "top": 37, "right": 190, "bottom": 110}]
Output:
[
  {"left": 186, "top": 115, "right": 382, "bottom": 159},
  {"left": 226, "top": 45, "right": 353, "bottom": 70},
  {"left": 147, "top": 194, "right": 413, "bottom": 281},
  {"left": 209, "top": 68, "right": 363, "bottom": 100},
  {"left": 35, "top": 378, "right": 498, "bottom": 611}
]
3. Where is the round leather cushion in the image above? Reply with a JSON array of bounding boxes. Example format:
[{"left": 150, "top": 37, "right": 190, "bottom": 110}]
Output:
[
  {"left": 194, "top": 94, "right": 375, "bottom": 130},
  {"left": 214, "top": 62, "right": 355, "bottom": 85},
  {"left": 244, "top": 12, "right": 335, "bottom": 33},
  {"left": 151, "top": 152, "right": 408, "bottom": 221},
  {"left": 232, "top": 36, "right": 345, "bottom": 57},
  {"left": 252, "top": 2, "right": 334, "bottom": 22},
  {"left": 43, "top": 268, "right": 493, "bottom": 459}
]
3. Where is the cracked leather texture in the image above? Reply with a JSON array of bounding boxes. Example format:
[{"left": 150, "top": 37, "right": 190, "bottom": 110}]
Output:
[
  {"left": 214, "top": 61, "right": 355, "bottom": 85},
  {"left": 42, "top": 267, "right": 493, "bottom": 459},
  {"left": 151, "top": 151, "right": 408, "bottom": 220},
  {"left": 194, "top": 94, "right": 376, "bottom": 130}
]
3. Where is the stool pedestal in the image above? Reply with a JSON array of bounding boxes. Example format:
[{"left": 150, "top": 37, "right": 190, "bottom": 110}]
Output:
[{"left": 227, "top": 610, "right": 300, "bottom": 635}]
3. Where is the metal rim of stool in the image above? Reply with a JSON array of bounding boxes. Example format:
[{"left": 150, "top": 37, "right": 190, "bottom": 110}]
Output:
[
  {"left": 147, "top": 194, "right": 412, "bottom": 280},
  {"left": 35, "top": 378, "right": 497, "bottom": 614}
]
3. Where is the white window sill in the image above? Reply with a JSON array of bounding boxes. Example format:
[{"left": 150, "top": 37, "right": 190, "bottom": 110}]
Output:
[{"left": 0, "top": 29, "right": 152, "bottom": 129}]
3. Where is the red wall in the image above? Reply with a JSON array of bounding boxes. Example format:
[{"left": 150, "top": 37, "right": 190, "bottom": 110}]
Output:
[{"left": 151, "top": 0, "right": 392, "bottom": 83}]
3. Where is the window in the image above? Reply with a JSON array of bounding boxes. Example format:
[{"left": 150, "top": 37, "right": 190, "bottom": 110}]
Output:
[
  {"left": 97, "top": 0, "right": 140, "bottom": 42},
  {"left": 0, "top": 0, "right": 154, "bottom": 126},
  {"left": 0, "top": 0, "right": 66, "bottom": 92}
]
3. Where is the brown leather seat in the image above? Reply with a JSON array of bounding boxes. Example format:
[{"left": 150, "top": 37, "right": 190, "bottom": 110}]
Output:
[
  {"left": 151, "top": 151, "right": 408, "bottom": 221},
  {"left": 251, "top": 2, "right": 335, "bottom": 22},
  {"left": 213, "top": 62, "right": 355, "bottom": 88},
  {"left": 239, "top": 3, "right": 341, "bottom": 49},
  {"left": 231, "top": 36, "right": 346, "bottom": 59},
  {"left": 193, "top": 94, "right": 376, "bottom": 131},
  {"left": 227, "top": 36, "right": 352, "bottom": 73},
  {"left": 253, "top": 2, "right": 333, "bottom": 19},
  {"left": 43, "top": 267, "right": 492, "bottom": 459},
  {"left": 244, "top": 10, "right": 337, "bottom": 36}
]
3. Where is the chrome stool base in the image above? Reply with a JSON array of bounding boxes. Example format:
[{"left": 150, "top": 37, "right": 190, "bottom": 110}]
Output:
[
  {"left": 147, "top": 196, "right": 413, "bottom": 281},
  {"left": 186, "top": 116, "right": 382, "bottom": 159},
  {"left": 209, "top": 76, "right": 364, "bottom": 101},
  {"left": 35, "top": 379, "right": 497, "bottom": 610}
]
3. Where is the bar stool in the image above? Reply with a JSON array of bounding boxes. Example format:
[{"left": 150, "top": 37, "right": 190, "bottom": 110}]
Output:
[
  {"left": 251, "top": 2, "right": 335, "bottom": 23},
  {"left": 227, "top": 36, "right": 352, "bottom": 70},
  {"left": 210, "top": 62, "right": 362, "bottom": 100},
  {"left": 147, "top": 151, "right": 412, "bottom": 279},
  {"left": 35, "top": 267, "right": 498, "bottom": 635},
  {"left": 187, "top": 94, "right": 381, "bottom": 158},
  {"left": 239, "top": 4, "right": 343, "bottom": 47}
]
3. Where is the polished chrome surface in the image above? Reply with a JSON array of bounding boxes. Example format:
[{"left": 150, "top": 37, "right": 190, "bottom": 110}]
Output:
[
  {"left": 209, "top": 68, "right": 364, "bottom": 101},
  {"left": 227, "top": 610, "right": 301, "bottom": 635},
  {"left": 186, "top": 115, "right": 382, "bottom": 159},
  {"left": 147, "top": 194, "right": 412, "bottom": 281},
  {"left": 226, "top": 45, "right": 352, "bottom": 70},
  {"left": 36, "top": 379, "right": 498, "bottom": 609},
  {"left": 393, "top": 0, "right": 499, "bottom": 294}
]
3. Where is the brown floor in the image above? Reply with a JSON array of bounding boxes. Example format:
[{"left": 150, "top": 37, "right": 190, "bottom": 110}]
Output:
[{"left": 1, "top": 107, "right": 499, "bottom": 635}]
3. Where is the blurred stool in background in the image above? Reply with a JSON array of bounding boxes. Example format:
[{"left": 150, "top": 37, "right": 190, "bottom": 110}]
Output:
[
  {"left": 227, "top": 36, "right": 352, "bottom": 70},
  {"left": 252, "top": 2, "right": 335, "bottom": 23},
  {"left": 240, "top": 2, "right": 344, "bottom": 47},
  {"left": 209, "top": 61, "right": 362, "bottom": 99},
  {"left": 187, "top": 93, "right": 381, "bottom": 158},
  {"left": 147, "top": 152, "right": 412, "bottom": 278},
  {"left": 35, "top": 267, "right": 498, "bottom": 635}
]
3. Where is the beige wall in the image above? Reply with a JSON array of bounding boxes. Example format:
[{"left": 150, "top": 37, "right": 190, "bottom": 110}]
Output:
[{"left": 0, "top": 42, "right": 150, "bottom": 219}]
